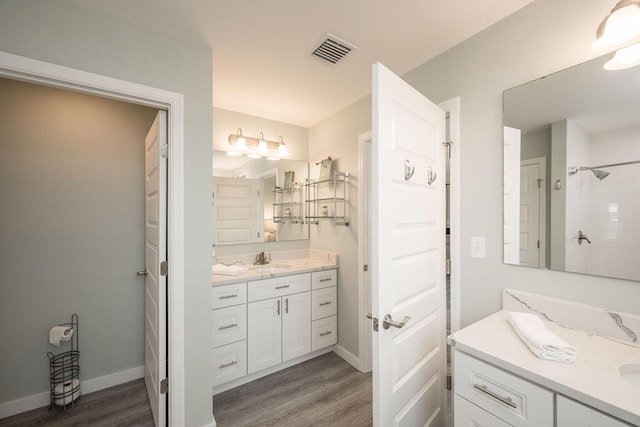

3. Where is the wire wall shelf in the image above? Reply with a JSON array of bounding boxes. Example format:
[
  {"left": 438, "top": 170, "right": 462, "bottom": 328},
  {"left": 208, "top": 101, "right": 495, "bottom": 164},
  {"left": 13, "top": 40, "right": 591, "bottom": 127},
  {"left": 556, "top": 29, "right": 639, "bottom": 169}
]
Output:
[{"left": 305, "top": 171, "right": 350, "bottom": 226}]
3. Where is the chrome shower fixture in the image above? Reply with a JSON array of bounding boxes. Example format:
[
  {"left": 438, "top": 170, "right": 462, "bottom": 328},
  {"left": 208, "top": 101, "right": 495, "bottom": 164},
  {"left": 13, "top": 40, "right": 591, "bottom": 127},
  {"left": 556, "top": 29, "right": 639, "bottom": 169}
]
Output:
[{"left": 591, "top": 169, "right": 610, "bottom": 180}]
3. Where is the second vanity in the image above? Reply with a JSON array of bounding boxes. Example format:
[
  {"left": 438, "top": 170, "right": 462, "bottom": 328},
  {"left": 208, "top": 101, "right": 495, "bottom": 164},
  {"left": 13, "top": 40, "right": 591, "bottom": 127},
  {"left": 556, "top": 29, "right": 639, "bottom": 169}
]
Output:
[
  {"left": 211, "top": 250, "right": 338, "bottom": 394},
  {"left": 449, "top": 290, "right": 640, "bottom": 427}
]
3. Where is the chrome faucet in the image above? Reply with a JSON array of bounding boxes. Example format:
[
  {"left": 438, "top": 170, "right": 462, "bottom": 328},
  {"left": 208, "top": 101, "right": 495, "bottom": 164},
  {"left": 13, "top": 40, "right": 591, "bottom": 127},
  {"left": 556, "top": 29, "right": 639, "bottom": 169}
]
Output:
[{"left": 254, "top": 251, "right": 269, "bottom": 265}]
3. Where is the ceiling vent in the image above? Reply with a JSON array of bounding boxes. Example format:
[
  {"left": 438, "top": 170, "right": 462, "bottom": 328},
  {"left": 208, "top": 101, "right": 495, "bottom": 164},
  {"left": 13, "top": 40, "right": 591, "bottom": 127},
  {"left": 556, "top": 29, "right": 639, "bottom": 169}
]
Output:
[{"left": 311, "top": 33, "right": 358, "bottom": 65}]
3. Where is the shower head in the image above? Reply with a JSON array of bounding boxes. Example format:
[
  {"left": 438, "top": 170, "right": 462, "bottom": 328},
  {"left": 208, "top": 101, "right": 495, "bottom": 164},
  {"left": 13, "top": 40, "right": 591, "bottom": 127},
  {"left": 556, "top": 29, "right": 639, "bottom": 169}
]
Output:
[{"left": 591, "top": 169, "right": 610, "bottom": 180}]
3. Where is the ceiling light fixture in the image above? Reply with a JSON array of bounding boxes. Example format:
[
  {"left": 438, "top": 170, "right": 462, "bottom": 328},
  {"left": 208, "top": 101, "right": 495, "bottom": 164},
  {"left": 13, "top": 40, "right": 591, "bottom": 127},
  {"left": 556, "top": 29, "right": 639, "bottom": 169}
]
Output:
[
  {"left": 227, "top": 131, "right": 290, "bottom": 160},
  {"left": 592, "top": 0, "right": 640, "bottom": 70}
]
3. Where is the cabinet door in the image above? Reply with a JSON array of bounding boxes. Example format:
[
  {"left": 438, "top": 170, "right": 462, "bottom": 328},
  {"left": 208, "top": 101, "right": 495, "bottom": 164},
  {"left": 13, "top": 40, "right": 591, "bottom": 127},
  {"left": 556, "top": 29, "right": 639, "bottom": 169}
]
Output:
[
  {"left": 247, "top": 297, "right": 281, "bottom": 374},
  {"left": 557, "top": 395, "right": 631, "bottom": 427},
  {"left": 454, "top": 394, "right": 511, "bottom": 427},
  {"left": 282, "top": 292, "right": 311, "bottom": 362}
]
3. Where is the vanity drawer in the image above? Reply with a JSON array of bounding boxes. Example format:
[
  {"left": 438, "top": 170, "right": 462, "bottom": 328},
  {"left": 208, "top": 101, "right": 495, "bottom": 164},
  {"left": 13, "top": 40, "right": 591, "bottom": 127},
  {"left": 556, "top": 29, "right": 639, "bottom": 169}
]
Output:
[
  {"left": 557, "top": 395, "right": 632, "bottom": 427},
  {"left": 454, "top": 351, "right": 553, "bottom": 426},
  {"left": 212, "top": 340, "right": 247, "bottom": 387},
  {"left": 311, "top": 287, "right": 337, "bottom": 320},
  {"left": 212, "top": 304, "right": 247, "bottom": 348},
  {"left": 311, "top": 269, "right": 337, "bottom": 290},
  {"left": 212, "top": 282, "right": 247, "bottom": 309},
  {"left": 248, "top": 273, "right": 310, "bottom": 302},
  {"left": 454, "top": 394, "right": 511, "bottom": 427},
  {"left": 312, "top": 315, "right": 337, "bottom": 351}
]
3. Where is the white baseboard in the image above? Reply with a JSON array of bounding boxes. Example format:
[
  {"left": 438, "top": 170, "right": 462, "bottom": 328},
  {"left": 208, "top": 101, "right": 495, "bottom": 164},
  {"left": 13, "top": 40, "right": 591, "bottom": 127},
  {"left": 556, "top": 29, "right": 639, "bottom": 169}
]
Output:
[
  {"left": 0, "top": 365, "right": 144, "bottom": 420},
  {"left": 333, "top": 344, "right": 366, "bottom": 372}
]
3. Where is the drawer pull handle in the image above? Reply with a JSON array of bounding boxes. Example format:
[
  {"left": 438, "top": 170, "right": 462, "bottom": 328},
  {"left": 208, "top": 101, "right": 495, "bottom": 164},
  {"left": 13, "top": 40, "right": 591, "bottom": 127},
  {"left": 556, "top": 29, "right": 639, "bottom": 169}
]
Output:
[
  {"left": 320, "top": 278, "right": 332, "bottom": 282},
  {"left": 219, "top": 294, "right": 238, "bottom": 300},
  {"left": 218, "top": 323, "right": 237, "bottom": 330},
  {"left": 219, "top": 360, "right": 238, "bottom": 369},
  {"left": 320, "top": 331, "right": 332, "bottom": 336},
  {"left": 319, "top": 301, "right": 332, "bottom": 306},
  {"left": 275, "top": 285, "right": 290, "bottom": 290},
  {"left": 473, "top": 384, "right": 517, "bottom": 409}
]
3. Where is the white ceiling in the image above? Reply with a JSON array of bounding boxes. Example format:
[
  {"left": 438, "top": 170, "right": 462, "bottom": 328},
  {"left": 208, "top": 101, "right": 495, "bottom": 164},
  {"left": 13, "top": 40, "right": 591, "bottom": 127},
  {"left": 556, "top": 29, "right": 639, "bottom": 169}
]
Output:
[{"left": 69, "top": 0, "right": 535, "bottom": 127}]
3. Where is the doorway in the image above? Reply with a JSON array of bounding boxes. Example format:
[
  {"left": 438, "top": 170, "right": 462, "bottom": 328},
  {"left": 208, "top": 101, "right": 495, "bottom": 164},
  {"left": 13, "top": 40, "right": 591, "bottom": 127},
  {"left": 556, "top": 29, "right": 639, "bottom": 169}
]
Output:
[{"left": 0, "top": 51, "right": 185, "bottom": 426}]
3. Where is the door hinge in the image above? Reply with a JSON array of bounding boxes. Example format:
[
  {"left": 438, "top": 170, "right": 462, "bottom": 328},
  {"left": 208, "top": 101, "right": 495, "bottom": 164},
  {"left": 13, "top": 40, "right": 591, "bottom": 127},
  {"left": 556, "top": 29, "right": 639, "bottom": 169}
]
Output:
[
  {"left": 363, "top": 264, "right": 368, "bottom": 272},
  {"left": 257, "top": 232, "right": 261, "bottom": 238},
  {"left": 537, "top": 240, "right": 540, "bottom": 249},
  {"left": 160, "top": 261, "right": 168, "bottom": 276},
  {"left": 443, "top": 141, "right": 453, "bottom": 159},
  {"left": 160, "top": 378, "right": 168, "bottom": 394},
  {"left": 366, "top": 313, "right": 378, "bottom": 332},
  {"left": 445, "top": 259, "right": 451, "bottom": 275},
  {"left": 160, "top": 144, "right": 168, "bottom": 159},
  {"left": 537, "top": 178, "right": 543, "bottom": 188},
  {"left": 446, "top": 374, "right": 452, "bottom": 391}
]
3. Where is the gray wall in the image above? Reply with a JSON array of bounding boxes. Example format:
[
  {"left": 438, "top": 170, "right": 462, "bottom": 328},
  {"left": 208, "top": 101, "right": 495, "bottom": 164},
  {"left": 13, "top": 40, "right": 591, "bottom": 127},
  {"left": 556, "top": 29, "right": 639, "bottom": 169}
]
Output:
[
  {"left": 309, "top": 97, "right": 372, "bottom": 358},
  {"left": 0, "top": 2, "right": 214, "bottom": 425},
  {"left": 0, "top": 78, "right": 157, "bottom": 402},
  {"left": 402, "top": 0, "right": 640, "bottom": 325}
]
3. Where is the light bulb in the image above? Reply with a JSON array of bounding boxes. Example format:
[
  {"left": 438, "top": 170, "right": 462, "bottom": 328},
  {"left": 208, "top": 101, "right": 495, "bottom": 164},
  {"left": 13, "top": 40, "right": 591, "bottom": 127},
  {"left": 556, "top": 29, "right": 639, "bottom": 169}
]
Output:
[
  {"left": 277, "top": 136, "right": 290, "bottom": 157},
  {"left": 257, "top": 132, "right": 269, "bottom": 154}
]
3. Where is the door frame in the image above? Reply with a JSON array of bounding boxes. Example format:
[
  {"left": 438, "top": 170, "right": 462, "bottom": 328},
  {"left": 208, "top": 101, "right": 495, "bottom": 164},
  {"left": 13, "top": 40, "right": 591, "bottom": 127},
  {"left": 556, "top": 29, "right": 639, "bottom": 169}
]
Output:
[
  {"left": 0, "top": 51, "right": 186, "bottom": 425},
  {"left": 357, "top": 96, "right": 461, "bottom": 373}
]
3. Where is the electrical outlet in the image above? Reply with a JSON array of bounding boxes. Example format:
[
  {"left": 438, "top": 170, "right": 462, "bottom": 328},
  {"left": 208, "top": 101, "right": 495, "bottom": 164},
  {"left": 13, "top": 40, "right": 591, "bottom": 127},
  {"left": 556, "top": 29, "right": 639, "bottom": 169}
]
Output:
[{"left": 471, "top": 237, "right": 486, "bottom": 259}]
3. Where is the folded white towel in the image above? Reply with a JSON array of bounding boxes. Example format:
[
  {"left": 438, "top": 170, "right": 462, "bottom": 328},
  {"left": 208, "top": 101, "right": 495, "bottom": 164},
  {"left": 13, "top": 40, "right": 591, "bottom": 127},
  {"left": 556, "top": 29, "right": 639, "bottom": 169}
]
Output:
[
  {"left": 212, "top": 264, "right": 247, "bottom": 276},
  {"left": 507, "top": 311, "right": 577, "bottom": 363}
]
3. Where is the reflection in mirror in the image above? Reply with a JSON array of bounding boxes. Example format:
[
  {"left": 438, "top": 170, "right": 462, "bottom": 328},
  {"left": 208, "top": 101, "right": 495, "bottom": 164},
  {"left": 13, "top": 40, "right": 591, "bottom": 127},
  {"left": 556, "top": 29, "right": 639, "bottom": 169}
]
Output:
[
  {"left": 212, "top": 150, "right": 309, "bottom": 245},
  {"left": 503, "top": 54, "right": 640, "bottom": 281}
]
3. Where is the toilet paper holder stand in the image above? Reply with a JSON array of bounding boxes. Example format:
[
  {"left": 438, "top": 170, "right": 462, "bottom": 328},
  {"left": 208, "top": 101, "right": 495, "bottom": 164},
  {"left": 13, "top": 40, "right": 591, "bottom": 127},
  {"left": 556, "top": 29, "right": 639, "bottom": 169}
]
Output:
[{"left": 47, "top": 313, "right": 80, "bottom": 410}]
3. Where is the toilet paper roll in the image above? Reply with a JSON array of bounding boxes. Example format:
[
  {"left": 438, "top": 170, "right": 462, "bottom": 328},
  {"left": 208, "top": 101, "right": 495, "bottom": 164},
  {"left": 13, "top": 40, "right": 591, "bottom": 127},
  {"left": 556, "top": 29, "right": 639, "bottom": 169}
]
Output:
[
  {"left": 49, "top": 326, "right": 74, "bottom": 347},
  {"left": 53, "top": 379, "right": 80, "bottom": 406}
]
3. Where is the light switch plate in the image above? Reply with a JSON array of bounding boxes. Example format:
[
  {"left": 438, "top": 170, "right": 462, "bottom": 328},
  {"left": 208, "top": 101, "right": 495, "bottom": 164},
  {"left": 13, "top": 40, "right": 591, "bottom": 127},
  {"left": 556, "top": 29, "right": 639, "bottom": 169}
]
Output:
[{"left": 471, "top": 237, "right": 486, "bottom": 259}]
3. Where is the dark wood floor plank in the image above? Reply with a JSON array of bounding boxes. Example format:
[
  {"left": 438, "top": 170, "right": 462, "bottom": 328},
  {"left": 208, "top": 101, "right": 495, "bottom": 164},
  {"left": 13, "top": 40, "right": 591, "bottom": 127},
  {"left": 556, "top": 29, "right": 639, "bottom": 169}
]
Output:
[
  {"left": 213, "top": 352, "right": 373, "bottom": 427},
  {"left": 0, "top": 379, "right": 153, "bottom": 427}
]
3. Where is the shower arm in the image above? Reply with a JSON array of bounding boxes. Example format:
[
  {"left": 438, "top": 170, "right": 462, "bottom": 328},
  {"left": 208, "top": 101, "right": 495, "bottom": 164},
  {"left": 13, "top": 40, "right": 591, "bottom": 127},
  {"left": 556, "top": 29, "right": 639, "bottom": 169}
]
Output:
[{"left": 568, "top": 159, "right": 640, "bottom": 176}]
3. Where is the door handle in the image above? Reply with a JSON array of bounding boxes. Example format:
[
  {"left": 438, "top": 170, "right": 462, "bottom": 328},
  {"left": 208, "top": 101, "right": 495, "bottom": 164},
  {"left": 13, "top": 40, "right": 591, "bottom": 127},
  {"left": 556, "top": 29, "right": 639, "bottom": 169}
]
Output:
[
  {"left": 383, "top": 314, "right": 411, "bottom": 330},
  {"left": 136, "top": 269, "right": 148, "bottom": 277}
]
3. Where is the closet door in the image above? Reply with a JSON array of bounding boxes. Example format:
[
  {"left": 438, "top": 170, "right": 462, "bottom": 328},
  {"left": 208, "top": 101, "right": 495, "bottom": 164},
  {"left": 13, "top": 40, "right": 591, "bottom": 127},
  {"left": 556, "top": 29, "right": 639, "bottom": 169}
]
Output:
[{"left": 247, "top": 297, "right": 281, "bottom": 373}]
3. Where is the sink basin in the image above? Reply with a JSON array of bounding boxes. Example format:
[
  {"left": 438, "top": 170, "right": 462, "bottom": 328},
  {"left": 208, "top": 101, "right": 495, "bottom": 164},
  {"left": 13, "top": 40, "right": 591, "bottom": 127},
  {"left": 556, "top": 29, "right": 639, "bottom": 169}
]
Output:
[
  {"left": 248, "top": 263, "right": 291, "bottom": 273},
  {"left": 619, "top": 364, "right": 640, "bottom": 388}
]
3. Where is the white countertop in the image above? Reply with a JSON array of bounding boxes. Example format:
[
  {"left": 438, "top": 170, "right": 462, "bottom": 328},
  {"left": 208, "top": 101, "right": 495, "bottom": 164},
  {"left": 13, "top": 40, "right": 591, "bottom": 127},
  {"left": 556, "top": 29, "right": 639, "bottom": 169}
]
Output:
[
  {"left": 449, "top": 310, "right": 640, "bottom": 426},
  {"left": 212, "top": 257, "right": 337, "bottom": 286}
]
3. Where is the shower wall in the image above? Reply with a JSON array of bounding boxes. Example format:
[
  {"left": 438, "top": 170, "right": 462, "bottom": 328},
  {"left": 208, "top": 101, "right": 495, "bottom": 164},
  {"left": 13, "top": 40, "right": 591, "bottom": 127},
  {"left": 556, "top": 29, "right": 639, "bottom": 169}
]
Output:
[
  {"left": 583, "top": 125, "right": 640, "bottom": 280},
  {"left": 564, "top": 120, "right": 591, "bottom": 274}
]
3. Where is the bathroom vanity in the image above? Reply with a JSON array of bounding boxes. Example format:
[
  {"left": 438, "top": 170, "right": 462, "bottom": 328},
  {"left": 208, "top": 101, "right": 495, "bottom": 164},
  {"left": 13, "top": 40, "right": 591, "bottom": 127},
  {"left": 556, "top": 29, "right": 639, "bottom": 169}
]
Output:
[
  {"left": 449, "top": 291, "right": 640, "bottom": 427},
  {"left": 211, "top": 252, "right": 338, "bottom": 394}
]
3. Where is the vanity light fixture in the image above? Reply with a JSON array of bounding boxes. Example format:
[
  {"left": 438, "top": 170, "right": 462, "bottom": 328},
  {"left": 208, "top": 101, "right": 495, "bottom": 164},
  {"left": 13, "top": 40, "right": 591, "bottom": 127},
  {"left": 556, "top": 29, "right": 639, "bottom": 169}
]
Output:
[
  {"left": 592, "top": 0, "right": 640, "bottom": 70},
  {"left": 227, "top": 128, "right": 246, "bottom": 156},
  {"left": 604, "top": 42, "right": 640, "bottom": 69},
  {"left": 277, "top": 136, "right": 290, "bottom": 157},
  {"left": 227, "top": 130, "right": 289, "bottom": 160},
  {"left": 592, "top": 0, "right": 640, "bottom": 52}
]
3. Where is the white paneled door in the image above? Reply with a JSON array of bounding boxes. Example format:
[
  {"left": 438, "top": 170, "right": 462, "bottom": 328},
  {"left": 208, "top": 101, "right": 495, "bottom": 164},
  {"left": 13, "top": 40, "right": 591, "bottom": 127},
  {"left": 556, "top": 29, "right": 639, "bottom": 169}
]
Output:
[
  {"left": 372, "top": 63, "right": 447, "bottom": 426},
  {"left": 520, "top": 162, "right": 541, "bottom": 267},
  {"left": 144, "top": 110, "right": 167, "bottom": 427}
]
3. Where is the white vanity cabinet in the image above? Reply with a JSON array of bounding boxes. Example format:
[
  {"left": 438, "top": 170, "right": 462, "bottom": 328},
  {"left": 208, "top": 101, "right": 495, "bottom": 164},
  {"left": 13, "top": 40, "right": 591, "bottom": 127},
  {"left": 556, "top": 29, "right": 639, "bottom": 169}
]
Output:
[
  {"left": 557, "top": 395, "right": 632, "bottom": 427},
  {"left": 454, "top": 351, "right": 553, "bottom": 426},
  {"left": 213, "top": 268, "right": 338, "bottom": 391},
  {"left": 247, "top": 291, "right": 312, "bottom": 373},
  {"left": 453, "top": 351, "right": 633, "bottom": 427},
  {"left": 211, "top": 282, "right": 248, "bottom": 387}
]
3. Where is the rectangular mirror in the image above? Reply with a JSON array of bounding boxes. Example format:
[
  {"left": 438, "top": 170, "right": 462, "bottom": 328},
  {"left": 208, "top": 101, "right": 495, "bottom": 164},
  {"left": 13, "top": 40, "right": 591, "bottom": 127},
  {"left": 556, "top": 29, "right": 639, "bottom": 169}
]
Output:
[
  {"left": 212, "top": 150, "right": 309, "bottom": 245},
  {"left": 503, "top": 54, "right": 640, "bottom": 282}
]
